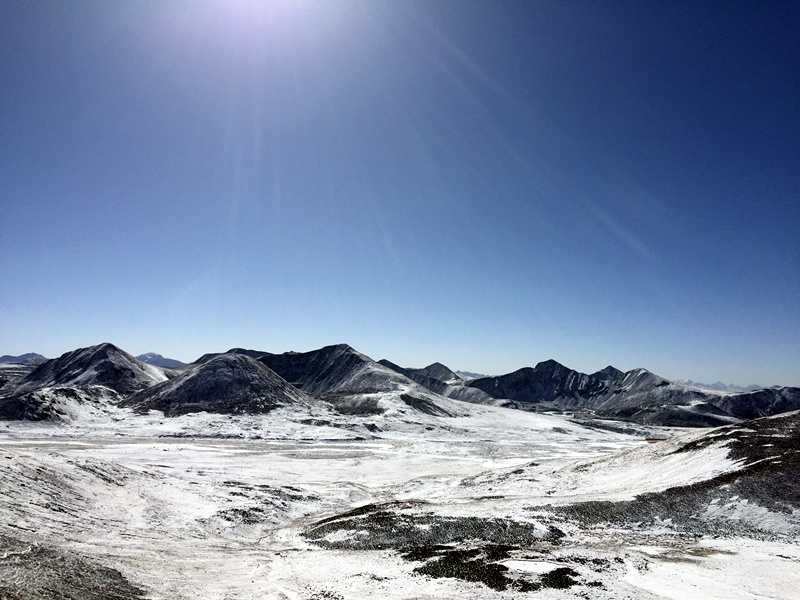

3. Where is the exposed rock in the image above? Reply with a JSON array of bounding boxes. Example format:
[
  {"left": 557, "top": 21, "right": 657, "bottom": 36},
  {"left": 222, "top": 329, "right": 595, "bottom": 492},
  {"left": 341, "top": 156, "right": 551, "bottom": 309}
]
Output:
[{"left": 0, "top": 533, "right": 146, "bottom": 600}]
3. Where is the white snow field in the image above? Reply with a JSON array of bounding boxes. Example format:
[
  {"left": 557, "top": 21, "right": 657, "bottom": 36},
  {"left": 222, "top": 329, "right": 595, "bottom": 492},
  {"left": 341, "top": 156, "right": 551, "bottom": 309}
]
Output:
[{"left": 1, "top": 401, "right": 798, "bottom": 599}]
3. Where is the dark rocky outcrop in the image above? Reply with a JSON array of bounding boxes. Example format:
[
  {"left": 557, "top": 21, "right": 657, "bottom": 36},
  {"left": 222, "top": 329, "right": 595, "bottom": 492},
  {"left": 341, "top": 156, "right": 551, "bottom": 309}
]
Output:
[{"left": 0, "top": 533, "right": 147, "bottom": 600}]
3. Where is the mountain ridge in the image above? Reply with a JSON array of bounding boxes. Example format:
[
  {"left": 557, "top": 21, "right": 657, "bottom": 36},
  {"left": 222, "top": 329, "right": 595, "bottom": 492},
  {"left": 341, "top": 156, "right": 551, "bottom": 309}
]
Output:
[{"left": 1, "top": 342, "right": 799, "bottom": 428}]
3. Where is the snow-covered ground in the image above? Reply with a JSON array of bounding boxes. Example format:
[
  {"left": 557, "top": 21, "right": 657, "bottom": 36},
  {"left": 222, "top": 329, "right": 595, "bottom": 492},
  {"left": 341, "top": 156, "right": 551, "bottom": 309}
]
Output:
[{"left": 0, "top": 403, "right": 796, "bottom": 599}]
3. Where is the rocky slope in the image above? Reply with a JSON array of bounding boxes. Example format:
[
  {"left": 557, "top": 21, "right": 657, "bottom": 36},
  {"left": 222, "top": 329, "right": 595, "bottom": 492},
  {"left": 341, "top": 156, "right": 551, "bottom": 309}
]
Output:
[{"left": 553, "top": 409, "right": 800, "bottom": 538}]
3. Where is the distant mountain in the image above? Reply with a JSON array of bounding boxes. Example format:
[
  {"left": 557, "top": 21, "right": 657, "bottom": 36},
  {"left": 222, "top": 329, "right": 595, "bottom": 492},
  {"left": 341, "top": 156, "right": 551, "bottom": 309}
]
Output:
[
  {"left": 135, "top": 353, "right": 185, "bottom": 369},
  {"left": 468, "top": 359, "right": 610, "bottom": 406},
  {"left": 256, "top": 344, "right": 463, "bottom": 417},
  {"left": 258, "top": 344, "right": 380, "bottom": 394},
  {"left": 124, "top": 353, "right": 313, "bottom": 416},
  {"left": 466, "top": 360, "right": 800, "bottom": 427},
  {"left": 676, "top": 379, "right": 763, "bottom": 393},
  {"left": 8, "top": 343, "right": 168, "bottom": 397},
  {"left": 194, "top": 348, "right": 267, "bottom": 365},
  {"left": 710, "top": 387, "right": 800, "bottom": 421},
  {"left": 408, "top": 362, "right": 462, "bottom": 384},
  {"left": 455, "top": 370, "right": 486, "bottom": 380},
  {"left": 379, "top": 359, "right": 497, "bottom": 405},
  {"left": 0, "top": 353, "right": 48, "bottom": 365}
]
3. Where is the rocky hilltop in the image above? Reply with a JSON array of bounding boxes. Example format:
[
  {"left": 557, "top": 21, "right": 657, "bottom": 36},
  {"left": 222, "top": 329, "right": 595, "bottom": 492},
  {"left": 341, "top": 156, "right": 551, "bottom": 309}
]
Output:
[
  {"left": 6, "top": 343, "right": 167, "bottom": 397},
  {"left": 124, "top": 354, "right": 313, "bottom": 416}
]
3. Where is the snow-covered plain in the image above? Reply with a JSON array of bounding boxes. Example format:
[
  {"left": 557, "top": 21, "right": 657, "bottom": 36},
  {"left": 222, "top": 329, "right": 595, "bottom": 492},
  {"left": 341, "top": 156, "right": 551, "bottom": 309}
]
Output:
[{"left": 1, "top": 400, "right": 797, "bottom": 599}]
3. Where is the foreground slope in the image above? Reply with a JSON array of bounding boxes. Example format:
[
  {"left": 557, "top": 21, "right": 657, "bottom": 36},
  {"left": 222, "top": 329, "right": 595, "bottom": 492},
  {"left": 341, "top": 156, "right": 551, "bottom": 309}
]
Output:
[{"left": 0, "top": 398, "right": 798, "bottom": 599}]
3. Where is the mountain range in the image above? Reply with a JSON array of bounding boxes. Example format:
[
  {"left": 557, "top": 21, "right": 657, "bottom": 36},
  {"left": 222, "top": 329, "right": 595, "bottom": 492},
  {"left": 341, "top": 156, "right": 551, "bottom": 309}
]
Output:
[{"left": 1, "top": 342, "right": 798, "bottom": 427}]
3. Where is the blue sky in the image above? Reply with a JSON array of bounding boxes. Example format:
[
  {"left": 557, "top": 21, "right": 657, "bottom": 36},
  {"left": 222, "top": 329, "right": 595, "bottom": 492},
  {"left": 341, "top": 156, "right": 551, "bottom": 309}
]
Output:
[{"left": 1, "top": 1, "right": 798, "bottom": 386}]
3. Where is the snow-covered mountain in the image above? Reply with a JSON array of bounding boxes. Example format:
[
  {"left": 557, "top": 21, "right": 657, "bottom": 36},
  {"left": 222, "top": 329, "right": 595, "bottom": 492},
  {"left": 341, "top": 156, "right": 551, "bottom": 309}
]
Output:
[
  {"left": 468, "top": 359, "right": 610, "bottom": 405},
  {"left": 1, "top": 341, "right": 799, "bottom": 428},
  {"left": 135, "top": 352, "right": 185, "bottom": 369},
  {"left": 0, "top": 343, "right": 172, "bottom": 422},
  {"left": 466, "top": 360, "right": 800, "bottom": 427},
  {"left": 194, "top": 344, "right": 467, "bottom": 417},
  {"left": 124, "top": 353, "right": 313, "bottom": 416},
  {"left": 676, "top": 379, "right": 763, "bottom": 393},
  {"left": 7, "top": 342, "right": 168, "bottom": 397}
]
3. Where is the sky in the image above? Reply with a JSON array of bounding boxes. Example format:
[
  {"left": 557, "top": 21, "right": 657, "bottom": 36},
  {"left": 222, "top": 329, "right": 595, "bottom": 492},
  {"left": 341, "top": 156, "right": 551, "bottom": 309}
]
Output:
[{"left": 1, "top": 0, "right": 798, "bottom": 386}]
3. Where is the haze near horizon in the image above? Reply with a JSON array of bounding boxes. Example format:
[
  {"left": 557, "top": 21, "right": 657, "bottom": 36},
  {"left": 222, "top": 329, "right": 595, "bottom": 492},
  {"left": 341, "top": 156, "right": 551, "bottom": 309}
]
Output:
[{"left": 1, "top": 1, "right": 798, "bottom": 386}]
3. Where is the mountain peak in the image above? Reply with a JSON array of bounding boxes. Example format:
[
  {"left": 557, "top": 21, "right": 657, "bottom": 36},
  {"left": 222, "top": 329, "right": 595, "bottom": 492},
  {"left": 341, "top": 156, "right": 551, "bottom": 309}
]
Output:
[
  {"left": 420, "top": 362, "right": 461, "bottom": 383},
  {"left": 125, "top": 353, "right": 312, "bottom": 416},
  {"left": 13, "top": 343, "right": 167, "bottom": 396},
  {"left": 591, "top": 365, "right": 624, "bottom": 381}
]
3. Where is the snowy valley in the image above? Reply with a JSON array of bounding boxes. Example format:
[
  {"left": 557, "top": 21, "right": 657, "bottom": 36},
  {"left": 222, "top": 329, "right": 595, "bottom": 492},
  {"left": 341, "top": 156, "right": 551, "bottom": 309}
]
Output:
[{"left": 0, "top": 343, "right": 798, "bottom": 599}]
